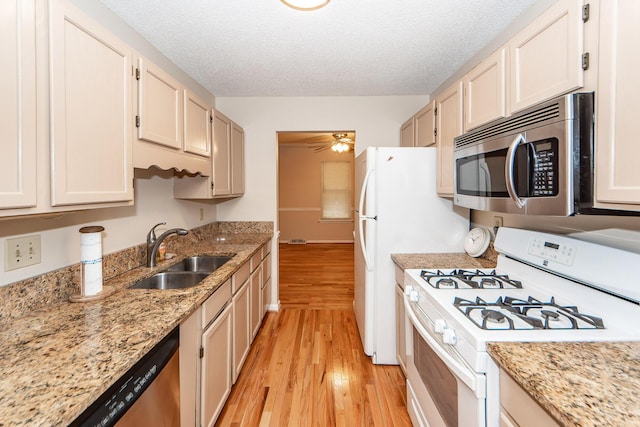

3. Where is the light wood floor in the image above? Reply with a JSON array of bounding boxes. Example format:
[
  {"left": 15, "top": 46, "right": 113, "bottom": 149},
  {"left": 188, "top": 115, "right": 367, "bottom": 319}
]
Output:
[{"left": 215, "top": 243, "right": 411, "bottom": 426}]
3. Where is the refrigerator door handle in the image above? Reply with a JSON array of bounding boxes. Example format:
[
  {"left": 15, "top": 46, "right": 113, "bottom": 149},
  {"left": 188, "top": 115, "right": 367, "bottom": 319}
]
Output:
[
  {"left": 358, "top": 216, "right": 372, "bottom": 271},
  {"left": 358, "top": 168, "right": 375, "bottom": 271},
  {"left": 358, "top": 168, "right": 375, "bottom": 219}
]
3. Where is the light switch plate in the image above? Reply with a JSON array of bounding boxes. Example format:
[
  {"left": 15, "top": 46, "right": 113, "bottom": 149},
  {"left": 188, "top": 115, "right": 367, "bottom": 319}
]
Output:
[{"left": 5, "top": 234, "right": 41, "bottom": 271}]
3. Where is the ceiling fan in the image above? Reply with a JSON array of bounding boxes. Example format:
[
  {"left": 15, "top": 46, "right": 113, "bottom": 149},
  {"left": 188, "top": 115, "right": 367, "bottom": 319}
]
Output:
[{"left": 278, "top": 131, "right": 355, "bottom": 153}]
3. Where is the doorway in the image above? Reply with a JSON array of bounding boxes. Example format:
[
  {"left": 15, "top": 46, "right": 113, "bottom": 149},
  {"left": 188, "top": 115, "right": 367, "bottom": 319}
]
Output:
[{"left": 277, "top": 131, "right": 356, "bottom": 306}]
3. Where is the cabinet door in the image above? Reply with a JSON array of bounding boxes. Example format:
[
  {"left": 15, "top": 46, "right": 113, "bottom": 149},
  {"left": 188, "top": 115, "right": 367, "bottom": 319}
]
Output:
[
  {"left": 595, "top": 0, "right": 640, "bottom": 209},
  {"left": 180, "top": 307, "right": 202, "bottom": 427},
  {"left": 49, "top": 0, "right": 133, "bottom": 206},
  {"left": 436, "top": 81, "right": 463, "bottom": 197},
  {"left": 231, "top": 122, "right": 245, "bottom": 195},
  {"left": 509, "top": 0, "right": 584, "bottom": 113},
  {"left": 262, "top": 276, "right": 271, "bottom": 319},
  {"left": 212, "top": 110, "right": 232, "bottom": 196},
  {"left": 400, "top": 117, "right": 415, "bottom": 147},
  {"left": 232, "top": 280, "right": 250, "bottom": 383},
  {"left": 201, "top": 304, "right": 232, "bottom": 427},
  {"left": 1, "top": 0, "right": 37, "bottom": 210},
  {"left": 415, "top": 102, "right": 436, "bottom": 147},
  {"left": 464, "top": 48, "right": 507, "bottom": 131},
  {"left": 250, "top": 264, "right": 263, "bottom": 339},
  {"left": 183, "top": 89, "right": 211, "bottom": 157},
  {"left": 395, "top": 284, "right": 407, "bottom": 375},
  {"left": 137, "top": 57, "right": 182, "bottom": 149}
]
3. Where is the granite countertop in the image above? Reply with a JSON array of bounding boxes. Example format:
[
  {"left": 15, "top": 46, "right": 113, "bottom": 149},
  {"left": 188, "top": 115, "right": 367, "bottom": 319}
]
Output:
[
  {"left": 391, "top": 245, "right": 498, "bottom": 271},
  {"left": 488, "top": 341, "right": 640, "bottom": 427},
  {"left": 0, "top": 233, "right": 272, "bottom": 426}
]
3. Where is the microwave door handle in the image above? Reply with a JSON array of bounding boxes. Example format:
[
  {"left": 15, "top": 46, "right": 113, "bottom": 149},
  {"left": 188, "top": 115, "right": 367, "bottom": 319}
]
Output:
[{"left": 505, "top": 133, "right": 527, "bottom": 209}]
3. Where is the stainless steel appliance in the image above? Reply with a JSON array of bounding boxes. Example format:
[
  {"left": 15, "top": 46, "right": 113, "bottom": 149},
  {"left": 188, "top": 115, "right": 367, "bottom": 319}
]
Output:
[
  {"left": 71, "top": 328, "right": 180, "bottom": 426},
  {"left": 355, "top": 147, "right": 469, "bottom": 364},
  {"left": 453, "top": 92, "right": 594, "bottom": 216},
  {"left": 402, "top": 227, "right": 640, "bottom": 427}
]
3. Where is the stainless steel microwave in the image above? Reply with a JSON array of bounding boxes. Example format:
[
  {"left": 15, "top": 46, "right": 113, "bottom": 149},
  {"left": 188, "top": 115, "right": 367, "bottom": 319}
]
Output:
[{"left": 453, "top": 92, "right": 595, "bottom": 216}]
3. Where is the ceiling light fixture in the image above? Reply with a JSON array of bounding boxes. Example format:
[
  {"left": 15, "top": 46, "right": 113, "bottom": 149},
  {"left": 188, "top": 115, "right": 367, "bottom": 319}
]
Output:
[
  {"left": 281, "top": 0, "right": 330, "bottom": 11},
  {"left": 331, "top": 141, "right": 350, "bottom": 153}
]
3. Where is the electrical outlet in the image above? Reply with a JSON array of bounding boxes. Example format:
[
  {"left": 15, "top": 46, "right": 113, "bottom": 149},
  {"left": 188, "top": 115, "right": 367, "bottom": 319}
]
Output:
[
  {"left": 199, "top": 208, "right": 204, "bottom": 221},
  {"left": 5, "top": 234, "right": 41, "bottom": 271},
  {"left": 493, "top": 216, "right": 503, "bottom": 235}
]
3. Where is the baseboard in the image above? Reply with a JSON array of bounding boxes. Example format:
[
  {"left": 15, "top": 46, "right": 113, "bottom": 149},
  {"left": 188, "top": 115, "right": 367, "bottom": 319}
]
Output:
[{"left": 267, "top": 302, "right": 281, "bottom": 312}]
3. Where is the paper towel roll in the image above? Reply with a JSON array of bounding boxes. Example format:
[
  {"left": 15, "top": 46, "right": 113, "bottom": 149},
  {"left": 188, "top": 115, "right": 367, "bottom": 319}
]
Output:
[{"left": 79, "top": 226, "right": 104, "bottom": 296}]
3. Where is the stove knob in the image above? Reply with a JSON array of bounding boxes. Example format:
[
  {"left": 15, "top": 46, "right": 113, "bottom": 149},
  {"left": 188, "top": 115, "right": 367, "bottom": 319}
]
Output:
[
  {"left": 434, "top": 319, "right": 446, "bottom": 334},
  {"left": 442, "top": 328, "right": 457, "bottom": 345},
  {"left": 408, "top": 290, "right": 420, "bottom": 302},
  {"left": 404, "top": 285, "right": 414, "bottom": 296}
]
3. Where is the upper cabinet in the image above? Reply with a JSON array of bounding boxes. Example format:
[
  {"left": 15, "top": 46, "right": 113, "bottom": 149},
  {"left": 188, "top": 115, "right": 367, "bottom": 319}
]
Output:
[
  {"left": 509, "top": 0, "right": 585, "bottom": 113},
  {"left": 49, "top": 0, "right": 134, "bottom": 206},
  {"left": 212, "top": 110, "right": 232, "bottom": 196},
  {"left": 594, "top": 0, "right": 640, "bottom": 210},
  {"left": 231, "top": 123, "right": 245, "bottom": 195},
  {"left": 463, "top": 47, "right": 507, "bottom": 131},
  {"left": 0, "top": 0, "right": 37, "bottom": 210},
  {"left": 133, "top": 58, "right": 210, "bottom": 175},
  {"left": 436, "top": 81, "right": 463, "bottom": 197},
  {"left": 415, "top": 102, "right": 436, "bottom": 147},
  {"left": 400, "top": 117, "right": 415, "bottom": 147},
  {"left": 2, "top": 0, "right": 136, "bottom": 217},
  {"left": 183, "top": 89, "right": 212, "bottom": 157},
  {"left": 136, "top": 57, "right": 183, "bottom": 150},
  {"left": 400, "top": 102, "right": 435, "bottom": 147},
  {"left": 174, "top": 109, "right": 245, "bottom": 200}
]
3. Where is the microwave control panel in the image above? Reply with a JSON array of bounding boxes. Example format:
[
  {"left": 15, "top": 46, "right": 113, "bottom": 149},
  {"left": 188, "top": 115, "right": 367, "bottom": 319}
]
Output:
[{"left": 530, "top": 139, "right": 558, "bottom": 197}]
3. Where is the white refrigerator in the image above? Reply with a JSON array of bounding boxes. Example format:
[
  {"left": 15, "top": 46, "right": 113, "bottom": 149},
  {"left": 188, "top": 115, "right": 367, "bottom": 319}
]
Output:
[{"left": 354, "top": 147, "right": 470, "bottom": 364}]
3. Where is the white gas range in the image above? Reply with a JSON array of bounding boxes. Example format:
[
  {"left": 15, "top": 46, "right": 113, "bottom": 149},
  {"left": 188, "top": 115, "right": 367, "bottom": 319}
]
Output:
[{"left": 402, "top": 227, "right": 640, "bottom": 427}]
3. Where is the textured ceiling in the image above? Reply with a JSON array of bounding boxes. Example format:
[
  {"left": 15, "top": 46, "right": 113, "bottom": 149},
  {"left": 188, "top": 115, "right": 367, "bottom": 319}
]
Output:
[{"left": 98, "top": 0, "right": 539, "bottom": 97}]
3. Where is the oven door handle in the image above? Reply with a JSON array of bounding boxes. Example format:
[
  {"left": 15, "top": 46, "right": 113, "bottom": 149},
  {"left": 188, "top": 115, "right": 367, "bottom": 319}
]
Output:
[
  {"left": 404, "top": 298, "right": 486, "bottom": 398},
  {"left": 505, "top": 133, "right": 526, "bottom": 209}
]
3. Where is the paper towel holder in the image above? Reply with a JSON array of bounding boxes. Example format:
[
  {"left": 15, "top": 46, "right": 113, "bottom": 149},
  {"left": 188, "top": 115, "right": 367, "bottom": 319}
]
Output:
[{"left": 70, "top": 225, "right": 115, "bottom": 303}]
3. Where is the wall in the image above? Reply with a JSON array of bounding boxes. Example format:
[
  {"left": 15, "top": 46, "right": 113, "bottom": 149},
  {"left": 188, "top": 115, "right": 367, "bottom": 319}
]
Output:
[
  {"left": 279, "top": 144, "right": 355, "bottom": 243},
  {"left": 214, "top": 95, "right": 430, "bottom": 305}
]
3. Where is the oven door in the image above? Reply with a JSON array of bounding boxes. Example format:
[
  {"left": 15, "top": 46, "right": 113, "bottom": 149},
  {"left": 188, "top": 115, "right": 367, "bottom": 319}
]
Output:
[{"left": 404, "top": 297, "right": 486, "bottom": 427}]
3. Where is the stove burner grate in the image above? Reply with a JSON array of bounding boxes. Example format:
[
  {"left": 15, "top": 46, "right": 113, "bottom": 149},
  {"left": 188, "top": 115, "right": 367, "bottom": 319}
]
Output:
[
  {"left": 453, "top": 296, "right": 605, "bottom": 330},
  {"left": 419, "top": 269, "right": 523, "bottom": 290}
]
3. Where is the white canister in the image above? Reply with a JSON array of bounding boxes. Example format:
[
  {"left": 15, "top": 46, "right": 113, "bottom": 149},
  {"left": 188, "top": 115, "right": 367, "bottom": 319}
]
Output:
[{"left": 79, "top": 226, "right": 104, "bottom": 296}]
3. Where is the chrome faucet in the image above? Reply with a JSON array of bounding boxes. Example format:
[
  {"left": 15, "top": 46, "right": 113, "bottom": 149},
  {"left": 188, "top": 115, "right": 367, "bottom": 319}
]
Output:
[{"left": 146, "top": 222, "right": 189, "bottom": 268}]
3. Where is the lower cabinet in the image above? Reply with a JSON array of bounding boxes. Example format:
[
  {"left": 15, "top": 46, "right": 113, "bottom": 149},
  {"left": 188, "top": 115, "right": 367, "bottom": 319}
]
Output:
[
  {"left": 180, "top": 279, "right": 232, "bottom": 427},
  {"left": 232, "top": 275, "right": 251, "bottom": 383},
  {"left": 179, "top": 245, "right": 270, "bottom": 425},
  {"left": 395, "top": 276, "right": 407, "bottom": 375},
  {"left": 201, "top": 304, "right": 232, "bottom": 427},
  {"left": 499, "top": 369, "right": 560, "bottom": 427},
  {"left": 250, "top": 264, "right": 263, "bottom": 339},
  {"left": 261, "top": 250, "right": 272, "bottom": 317}
]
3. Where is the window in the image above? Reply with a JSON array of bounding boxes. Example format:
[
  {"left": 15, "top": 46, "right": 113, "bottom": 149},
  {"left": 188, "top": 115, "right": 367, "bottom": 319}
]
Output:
[{"left": 321, "top": 161, "right": 352, "bottom": 219}]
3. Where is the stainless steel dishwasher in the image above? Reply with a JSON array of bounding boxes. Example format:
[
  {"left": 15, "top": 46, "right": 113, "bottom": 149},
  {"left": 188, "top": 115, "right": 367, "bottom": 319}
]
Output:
[{"left": 71, "top": 328, "right": 180, "bottom": 427}]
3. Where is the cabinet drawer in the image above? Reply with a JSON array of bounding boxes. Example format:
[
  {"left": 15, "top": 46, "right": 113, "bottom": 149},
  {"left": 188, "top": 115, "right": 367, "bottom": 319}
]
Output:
[
  {"left": 202, "top": 279, "right": 231, "bottom": 329},
  {"left": 250, "top": 250, "right": 262, "bottom": 272},
  {"left": 262, "top": 240, "right": 272, "bottom": 257},
  {"left": 232, "top": 261, "right": 250, "bottom": 294}
]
